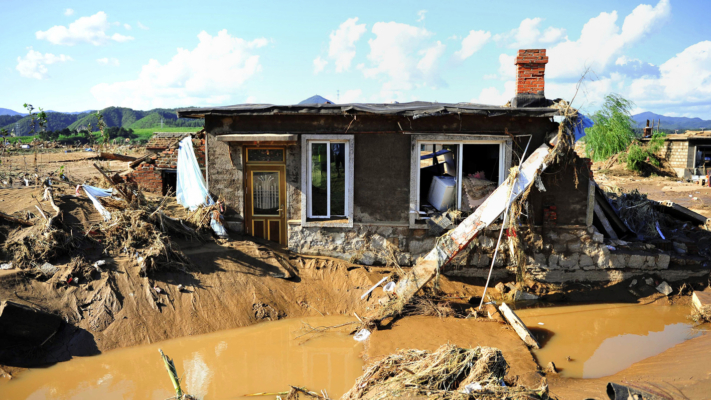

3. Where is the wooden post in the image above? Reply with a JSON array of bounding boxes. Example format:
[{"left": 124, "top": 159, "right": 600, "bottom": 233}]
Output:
[{"left": 498, "top": 303, "right": 540, "bottom": 349}]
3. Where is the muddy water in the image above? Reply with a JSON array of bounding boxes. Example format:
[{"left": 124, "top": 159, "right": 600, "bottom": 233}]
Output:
[
  {"left": 517, "top": 303, "right": 703, "bottom": 378},
  {"left": 0, "top": 316, "right": 363, "bottom": 400}
]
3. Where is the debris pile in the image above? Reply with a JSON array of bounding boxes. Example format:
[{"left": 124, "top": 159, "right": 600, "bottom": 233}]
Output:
[{"left": 342, "top": 344, "right": 548, "bottom": 400}]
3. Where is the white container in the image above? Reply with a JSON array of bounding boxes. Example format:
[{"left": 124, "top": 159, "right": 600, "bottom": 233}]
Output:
[{"left": 428, "top": 175, "right": 456, "bottom": 212}]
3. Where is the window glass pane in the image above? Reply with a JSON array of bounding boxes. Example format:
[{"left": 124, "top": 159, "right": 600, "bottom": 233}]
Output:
[
  {"left": 330, "top": 143, "right": 346, "bottom": 216},
  {"left": 248, "top": 149, "right": 284, "bottom": 162},
  {"left": 253, "top": 171, "right": 279, "bottom": 215},
  {"left": 311, "top": 143, "right": 328, "bottom": 216}
]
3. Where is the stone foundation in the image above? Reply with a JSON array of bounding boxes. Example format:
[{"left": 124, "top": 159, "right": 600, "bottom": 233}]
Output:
[{"left": 288, "top": 223, "right": 707, "bottom": 283}]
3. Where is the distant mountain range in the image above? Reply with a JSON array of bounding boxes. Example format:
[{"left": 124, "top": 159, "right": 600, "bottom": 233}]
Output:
[
  {"left": 0, "top": 108, "right": 24, "bottom": 116},
  {"left": 1, "top": 106, "right": 203, "bottom": 136},
  {"left": 632, "top": 112, "right": 711, "bottom": 131}
]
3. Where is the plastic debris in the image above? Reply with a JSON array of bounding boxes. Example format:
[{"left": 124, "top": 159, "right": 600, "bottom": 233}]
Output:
[
  {"left": 93, "top": 260, "right": 106, "bottom": 271},
  {"left": 462, "top": 383, "right": 482, "bottom": 394},
  {"left": 177, "top": 136, "right": 213, "bottom": 210},
  {"left": 38, "top": 262, "right": 58, "bottom": 277},
  {"left": 629, "top": 279, "right": 637, "bottom": 288},
  {"left": 353, "top": 329, "right": 371, "bottom": 342},
  {"left": 383, "top": 281, "right": 396, "bottom": 293},
  {"left": 0, "top": 262, "right": 13, "bottom": 270},
  {"left": 154, "top": 286, "right": 163, "bottom": 294}
]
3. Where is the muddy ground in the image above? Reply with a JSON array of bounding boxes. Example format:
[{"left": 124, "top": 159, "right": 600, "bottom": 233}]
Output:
[{"left": 1, "top": 149, "right": 710, "bottom": 398}]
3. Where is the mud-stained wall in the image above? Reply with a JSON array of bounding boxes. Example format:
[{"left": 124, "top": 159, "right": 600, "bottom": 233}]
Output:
[
  {"left": 286, "top": 144, "right": 301, "bottom": 221},
  {"left": 207, "top": 133, "right": 243, "bottom": 218},
  {"left": 354, "top": 133, "right": 411, "bottom": 222},
  {"left": 528, "top": 155, "right": 591, "bottom": 226}
]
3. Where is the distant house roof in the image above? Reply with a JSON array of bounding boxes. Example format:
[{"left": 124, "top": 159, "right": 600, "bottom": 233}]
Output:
[
  {"left": 177, "top": 101, "right": 561, "bottom": 119},
  {"left": 298, "top": 95, "right": 333, "bottom": 105},
  {"left": 145, "top": 131, "right": 194, "bottom": 150}
]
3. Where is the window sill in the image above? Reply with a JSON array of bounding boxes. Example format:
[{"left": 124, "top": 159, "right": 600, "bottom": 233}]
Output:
[{"left": 302, "top": 217, "right": 352, "bottom": 228}]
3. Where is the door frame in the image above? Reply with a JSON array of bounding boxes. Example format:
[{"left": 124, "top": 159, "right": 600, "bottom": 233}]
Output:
[{"left": 244, "top": 147, "right": 287, "bottom": 245}]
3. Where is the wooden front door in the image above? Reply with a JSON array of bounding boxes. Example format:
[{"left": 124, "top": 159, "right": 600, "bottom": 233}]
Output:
[{"left": 244, "top": 147, "right": 287, "bottom": 245}]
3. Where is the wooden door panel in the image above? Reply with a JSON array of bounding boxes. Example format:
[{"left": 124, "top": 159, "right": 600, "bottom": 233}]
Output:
[{"left": 244, "top": 155, "right": 287, "bottom": 245}]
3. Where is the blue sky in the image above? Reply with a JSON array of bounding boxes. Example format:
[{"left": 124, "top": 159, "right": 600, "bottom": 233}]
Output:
[{"left": 2, "top": 0, "right": 711, "bottom": 118}]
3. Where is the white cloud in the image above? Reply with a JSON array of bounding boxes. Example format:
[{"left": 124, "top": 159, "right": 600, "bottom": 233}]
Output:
[
  {"left": 137, "top": 21, "right": 149, "bottom": 30},
  {"left": 364, "top": 22, "right": 446, "bottom": 100},
  {"left": 36, "top": 11, "right": 134, "bottom": 45},
  {"left": 494, "top": 18, "right": 566, "bottom": 48},
  {"left": 91, "top": 30, "right": 268, "bottom": 109},
  {"left": 329, "top": 89, "right": 362, "bottom": 103},
  {"left": 629, "top": 41, "right": 711, "bottom": 106},
  {"left": 498, "top": 53, "right": 516, "bottom": 79},
  {"left": 471, "top": 81, "right": 515, "bottom": 105},
  {"left": 327, "top": 17, "right": 367, "bottom": 72},
  {"left": 124, "top": 23, "right": 132, "bottom": 30},
  {"left": 245, "top": 95, "right": 257, "bottom": 103},
  {"left": 16, "top": 48, "right": 72, "bottom": 79},
  {"left": 97, "top": 57, "right": 119, "bottom": 66},
  {"left": 454, "top": 30, "right": 491, "bottom": 60},
  {"left": 546, "top": 0, "right": 670, "bottom": 80},
  {"left": 483, "top": 73, "right": 497, "bottom": 80},
  {"left": 417, "top": 10, "right": 427, "bottom": 23},
  {"left": 64, "top": 8, "right": 74, "bottom": 16},
  {"left": 313, "top": 56, "right": 327, "bottom": 74}
]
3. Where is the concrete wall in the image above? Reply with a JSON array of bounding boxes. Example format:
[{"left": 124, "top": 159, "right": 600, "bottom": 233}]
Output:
[{"left": 663, "top": 140, "right": 690, "bottom": 177}]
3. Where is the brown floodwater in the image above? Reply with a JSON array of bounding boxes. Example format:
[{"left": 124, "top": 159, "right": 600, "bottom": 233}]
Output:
[
  {"left": 0, "top": 316, "right": 364, "bottom": 400},
  {"left": 516, "top": 303, "right": 704, "bottom": 378}
]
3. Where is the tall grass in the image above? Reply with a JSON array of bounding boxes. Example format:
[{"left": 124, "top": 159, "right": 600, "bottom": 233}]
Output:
[{"left": 583, "top": 94, "right": 636, "bottom": 162}]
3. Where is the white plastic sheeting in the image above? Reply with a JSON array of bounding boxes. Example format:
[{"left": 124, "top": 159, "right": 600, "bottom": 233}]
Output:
[
  {"left": 76, "top": 185, "right": 113, "bottom": 221},
  {"left": 176, "top": 136, "right": 212, "bottom": 210}
]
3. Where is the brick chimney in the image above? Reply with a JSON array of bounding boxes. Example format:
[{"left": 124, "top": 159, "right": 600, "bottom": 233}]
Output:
[{"left": 513, "top": 49, "right": 548, "bottom": 107}]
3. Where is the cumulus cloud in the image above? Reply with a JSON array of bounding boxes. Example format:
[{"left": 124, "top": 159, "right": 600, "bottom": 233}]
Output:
[
  {"left": 454, "top": 30, "right": 491, "bottom": 60},
  {"left": 629, "top": 41, "right": 711, "bottom": 107},
  {"left": 364, "top": 22, "right": 446, "bottom": 100},
  {"left": 417, "top": 10, "right": 427, "bottom": 23},
  {"left": 91, "top": 30, "right": 268, "bottom": 109},
  {"left": 471, "top": 81, "right": 515, "bottom": 105},
  {"left": 313, "top": 56, "right": 327, "bottom": 74},
  {"left": 328, "top": 17, "right": 367, "bottom": 72},
  {"left": 137, "top": 21, "right": 149, "bottom": 30},
  {"left": 124, "top": 23, "right": 132, "bottom": 30},
  {"left": 16, "top": 48, "right": 72, "bottom": 79},
  {"left": 546, "top": 0, "right": 670, "bottom": 80},
  {"left": 494, "top": 18, "right": 566, "bottom": 48},
  {"left": 36, "top": 11, "right": 134, "bottom": 45},
  {"left": 64, "top": 8, "right": 74, "bottom": 16},
  {"left": 97, "top": 57, "right": 120, "bottom": 66}
]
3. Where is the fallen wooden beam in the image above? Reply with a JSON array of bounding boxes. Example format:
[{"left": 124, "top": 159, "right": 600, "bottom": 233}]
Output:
[
  {"left": 99, "top": 152, "right": 138, "bottom": 162},
  {"left": 594, "top": 201, "right": 619, "bottom": 239},
  {"left": 0, "top": 211, "right": 33, "bottom": 226},
  {"left": 365, "top": 138, "right": 558, "bottom": 323},
  {"left": 498, "top": 303, "right": 540, "bottom": 348}
]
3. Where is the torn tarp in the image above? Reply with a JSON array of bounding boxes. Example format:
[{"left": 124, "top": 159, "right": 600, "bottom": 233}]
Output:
[
  {"left": 76, "top": 185, "right": 113, "bottom": 221},
  {"left": 572, "top": 114, "right": 594, "bottom": 142},
  {"left": 176, "top": 136, "right": 213, "bottom": 210}
]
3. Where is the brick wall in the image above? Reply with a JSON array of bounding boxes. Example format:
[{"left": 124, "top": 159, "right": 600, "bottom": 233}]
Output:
[
  {"left": 126, "top": 138, "right": 205, "bottom": 193},
  {"left": 515, "top": 49, "right": 548, "bottom": 96},
  {"left": 665, "top": 141, "right": 689, "bottom": 169}
]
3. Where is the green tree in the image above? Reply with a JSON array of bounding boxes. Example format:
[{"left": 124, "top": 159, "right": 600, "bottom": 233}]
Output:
[{"left": 583, "top": 94, "right": 636, "bottom": 162}]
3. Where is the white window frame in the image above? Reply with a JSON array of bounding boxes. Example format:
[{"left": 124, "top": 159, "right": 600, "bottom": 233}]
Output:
[
  {"left": 301, "top": 134, "right": 354, "bottom": 228},
  {"left": 409, "top": 135, "right": 512, "bottom": 228}
]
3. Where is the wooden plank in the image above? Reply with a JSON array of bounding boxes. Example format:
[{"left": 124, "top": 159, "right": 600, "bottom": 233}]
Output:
[
  {"left": 0, "top": 212, "right": 33, "bottom": 227},
  {"left": 498, "top": 303, "right": 540, "bottom": 349},
  {"left": 367, "top": 139, "right": 557, "bottom": 323},
  {"left": 594, "top": 201, "right": 619, "bottom": 239},
  {"left": 586, "top": 180, "right": 595, "bottom": 227},
  {"left": 99, "top": 152, "right": 138, "bottom": 162}
]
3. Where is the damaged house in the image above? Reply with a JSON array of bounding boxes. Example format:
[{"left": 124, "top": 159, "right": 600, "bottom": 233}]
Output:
[{"left": 176, "top": 49, "right": 710, "bottom": 285}]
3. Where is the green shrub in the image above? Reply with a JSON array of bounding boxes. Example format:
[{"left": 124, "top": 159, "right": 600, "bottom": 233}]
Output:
[{"left": 583, "top": 94, "right": 636, "bottom": 162}]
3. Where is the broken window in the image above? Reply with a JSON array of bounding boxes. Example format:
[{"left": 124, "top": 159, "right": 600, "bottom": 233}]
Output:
[
  {"left": 307, "top": 140, "right": 350, "bottom": 219},
  {"left": 412, "top": 138, "right": 510, "bottom": 225}
]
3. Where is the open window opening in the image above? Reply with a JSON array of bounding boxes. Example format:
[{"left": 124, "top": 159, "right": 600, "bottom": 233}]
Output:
[
  {"left": 161, "top": 170, "right": 177, "bottom": 196},
  {"left": 415, "top": 139, "right": 508, "bottom": 223},
  {"left": 308, "top": 141, "right": 349, "bottom": 219}
]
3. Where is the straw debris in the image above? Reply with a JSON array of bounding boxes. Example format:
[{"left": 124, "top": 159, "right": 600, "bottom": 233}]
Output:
[{"left": 342, "top": 344, "right": 549, "bottom": 400}]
